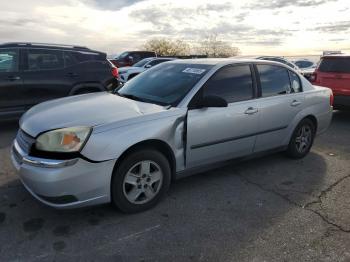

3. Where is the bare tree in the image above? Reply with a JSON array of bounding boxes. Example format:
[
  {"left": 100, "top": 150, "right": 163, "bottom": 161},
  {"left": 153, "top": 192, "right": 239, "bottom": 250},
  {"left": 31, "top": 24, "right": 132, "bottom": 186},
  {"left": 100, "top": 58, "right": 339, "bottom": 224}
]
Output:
[
  {"left": 143, "top": 38, "right": 190, "bottom": 56},
  {"left": 198, "top": 34, "right": 240, "bottom": 58}
]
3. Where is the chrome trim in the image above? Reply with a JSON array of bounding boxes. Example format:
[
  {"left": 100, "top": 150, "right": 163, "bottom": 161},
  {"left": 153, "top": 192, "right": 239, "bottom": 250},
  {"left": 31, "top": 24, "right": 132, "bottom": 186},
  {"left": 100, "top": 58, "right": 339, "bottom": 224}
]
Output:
[{"left": 12, "top": 140, "right": 78, "bottom": 168}]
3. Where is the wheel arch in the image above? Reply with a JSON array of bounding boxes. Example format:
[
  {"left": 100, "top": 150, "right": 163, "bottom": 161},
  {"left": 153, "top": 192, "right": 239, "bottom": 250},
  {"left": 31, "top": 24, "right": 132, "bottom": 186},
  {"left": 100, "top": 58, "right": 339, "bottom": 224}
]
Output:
[
  {"left": 69, "top": 83, "right": 106, "bottom": 95},
  {"left": 283, "top": 113, "right": 319, "bottom": 146},
  {"left": 304, "top": 114, "right": 318, "bottom": 132},
  {"left": 111, "top": 139, "right": 177, "bottom": 181}
]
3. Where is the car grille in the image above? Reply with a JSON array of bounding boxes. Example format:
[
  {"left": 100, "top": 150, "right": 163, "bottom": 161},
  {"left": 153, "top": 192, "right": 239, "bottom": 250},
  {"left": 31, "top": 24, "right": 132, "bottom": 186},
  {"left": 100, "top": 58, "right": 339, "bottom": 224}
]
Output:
[{"left": 16, "top": 129, "right": 35, "bottom": 154}]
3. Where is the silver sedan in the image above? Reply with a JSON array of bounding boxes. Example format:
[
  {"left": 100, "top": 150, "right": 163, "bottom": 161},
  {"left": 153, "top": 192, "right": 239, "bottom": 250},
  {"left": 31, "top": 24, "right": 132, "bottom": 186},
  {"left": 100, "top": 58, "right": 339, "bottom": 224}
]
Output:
[{"left": 11, "top": 59, "right": 333, "bottom": 213}]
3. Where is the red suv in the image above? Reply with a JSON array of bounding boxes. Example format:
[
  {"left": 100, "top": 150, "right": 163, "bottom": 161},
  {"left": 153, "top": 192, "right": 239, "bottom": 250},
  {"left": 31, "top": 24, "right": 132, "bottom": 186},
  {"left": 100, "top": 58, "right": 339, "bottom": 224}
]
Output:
[{"left": 311, "top": 55, "right": 350, "bottom": 109}]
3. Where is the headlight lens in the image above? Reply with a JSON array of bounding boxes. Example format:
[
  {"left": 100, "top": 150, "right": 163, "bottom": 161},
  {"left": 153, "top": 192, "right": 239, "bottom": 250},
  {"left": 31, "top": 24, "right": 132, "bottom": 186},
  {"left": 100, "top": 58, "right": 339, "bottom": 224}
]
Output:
[{"left": 36, "top": 127, "right": 91, "bottom": 153}]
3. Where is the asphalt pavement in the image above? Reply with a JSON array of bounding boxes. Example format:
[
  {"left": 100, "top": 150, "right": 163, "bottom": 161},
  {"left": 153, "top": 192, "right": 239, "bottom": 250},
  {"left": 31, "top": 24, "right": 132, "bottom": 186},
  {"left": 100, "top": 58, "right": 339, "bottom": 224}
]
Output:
[{"left": 0, "top": 111, "right": 349, "bottom": 261}]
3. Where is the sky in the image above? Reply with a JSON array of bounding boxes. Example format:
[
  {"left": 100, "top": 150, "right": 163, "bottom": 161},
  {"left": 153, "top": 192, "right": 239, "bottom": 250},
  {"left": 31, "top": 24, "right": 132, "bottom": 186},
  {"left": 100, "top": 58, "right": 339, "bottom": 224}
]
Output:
[{"left": 0, "top": 0, "right": 349, "bottom": 56}]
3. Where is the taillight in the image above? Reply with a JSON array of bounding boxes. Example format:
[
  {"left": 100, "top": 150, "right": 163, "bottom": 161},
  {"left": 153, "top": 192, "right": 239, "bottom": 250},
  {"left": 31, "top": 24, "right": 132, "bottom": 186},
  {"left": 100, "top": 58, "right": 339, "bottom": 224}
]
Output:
[
  {"left": 310, "top": 72, "right": 317, "bottom": 82},
  {"left": 112, "top": 67, "right": 119, "bottom": 78},
  {"left": 330, "top": 91, "right": 334, "bottom": 106}
]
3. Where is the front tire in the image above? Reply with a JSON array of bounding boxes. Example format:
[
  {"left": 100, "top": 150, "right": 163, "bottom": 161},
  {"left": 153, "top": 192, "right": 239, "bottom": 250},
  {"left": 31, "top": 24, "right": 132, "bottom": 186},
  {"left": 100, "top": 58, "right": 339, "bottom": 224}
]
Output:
[
  {"left": 111, "top": 149, "right": 171, "bottom": 213},
  {"left": 286, "top": 118, "right": 315, "bottom": 159}
]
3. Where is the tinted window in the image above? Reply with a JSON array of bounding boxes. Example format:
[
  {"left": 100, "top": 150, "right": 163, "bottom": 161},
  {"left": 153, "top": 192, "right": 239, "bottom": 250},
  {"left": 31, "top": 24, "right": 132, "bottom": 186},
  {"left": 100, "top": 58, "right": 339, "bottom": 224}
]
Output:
[
  {"left": 295, "top": 60, "right": 313, "bottom": 68},
  {"left": 202, "top": 65, "right": 253, "bottom": 103},
  {"left": 70, "top": 51, "right": 103, "bottom": 62},
  {"left": 133, "top": 58, "right": 153, "bottom": 67},
  {"left": 118, "top": 63, "right": 213, "bottom": 106},
  {"left": 257, "top": 65, "right": 291, "bottom": 97},
  {"left": 319, "top": 57, "right": 350, "bottom": 73},
  {"left": 0, "top": 49, "right": 18, "bottom": 72},
  {"left": 148, "top": 59, "right": 169, "bottom": 66},
  {"left": 289, "top": 71, "right": 302, "bottom": 93},
  {"left": 130, "top": 53, "right": 141, "bottom": 62},
  {"left": 64, "top": 51, "right": 79, "bottom": 67},
  {"left": 141, "top": 52, "right": 155, "bottom": 59},
  {"left": 27, "top": 49, "right": 64, "bottom": 70}
]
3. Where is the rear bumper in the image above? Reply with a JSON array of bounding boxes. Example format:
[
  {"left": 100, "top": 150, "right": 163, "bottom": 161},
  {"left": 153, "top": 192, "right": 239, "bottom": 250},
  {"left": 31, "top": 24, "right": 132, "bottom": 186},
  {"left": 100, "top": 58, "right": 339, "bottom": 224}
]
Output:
[{"left": 334, "top": 95, "right": 350, "bottom": 108}]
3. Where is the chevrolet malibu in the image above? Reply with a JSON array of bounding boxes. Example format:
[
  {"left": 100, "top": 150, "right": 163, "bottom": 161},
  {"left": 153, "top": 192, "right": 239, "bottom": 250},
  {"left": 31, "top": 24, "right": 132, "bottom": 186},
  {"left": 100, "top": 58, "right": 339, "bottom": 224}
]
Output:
[{"left": 11, "top": 59, "right": 333, "bottom": 213}]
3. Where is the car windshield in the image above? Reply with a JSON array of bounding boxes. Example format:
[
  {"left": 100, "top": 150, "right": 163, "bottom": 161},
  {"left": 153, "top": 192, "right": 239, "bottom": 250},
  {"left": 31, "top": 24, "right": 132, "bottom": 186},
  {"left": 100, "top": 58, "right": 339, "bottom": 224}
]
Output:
[
  {"left": 115, "top": 52, "right": 128, "bottom": 59},
  {"left": 117, "top": 63, "right": 213, "bottom": 106},
  {"left": 133, "top": 58, "right": 154, "bottom": 67},
  {"left": 319, "top": 57, "right": 350, "bottom": 73}
]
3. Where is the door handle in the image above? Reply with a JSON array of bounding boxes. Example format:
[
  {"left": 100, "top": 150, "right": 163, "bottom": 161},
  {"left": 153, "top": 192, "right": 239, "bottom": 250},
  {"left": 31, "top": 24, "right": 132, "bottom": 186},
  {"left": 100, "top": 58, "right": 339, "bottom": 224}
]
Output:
[
  {"left": 66, "top": 72, "right": 79, "bottom": 77},
  {"left": 6, "top": 76, "right": 21, "bottom": 81},
  {"left": 291, "top": 100, "right": 302, "bottom": 107},
  {"left": 244, "top": 107, "right": 258, "bottom": 115}
]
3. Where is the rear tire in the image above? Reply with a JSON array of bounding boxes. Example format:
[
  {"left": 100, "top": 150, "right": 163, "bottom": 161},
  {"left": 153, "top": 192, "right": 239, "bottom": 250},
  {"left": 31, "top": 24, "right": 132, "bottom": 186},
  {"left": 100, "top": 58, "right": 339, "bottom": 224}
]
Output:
[
  {"left": 286, "top": 118, "right": 315, "bottom": 159},
  {"left": 111, "top": 149, "right": 171, "bottom": 213}
]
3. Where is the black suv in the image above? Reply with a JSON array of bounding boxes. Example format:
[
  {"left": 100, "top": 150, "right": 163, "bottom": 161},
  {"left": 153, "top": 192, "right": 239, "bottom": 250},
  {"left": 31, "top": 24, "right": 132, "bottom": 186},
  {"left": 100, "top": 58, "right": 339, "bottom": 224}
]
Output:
[
  {"left": 110, "top": 51, "right": 156, "bottom": 67},
  {"left": 0, "top": 42, "right": 119, "bottom": 120}
]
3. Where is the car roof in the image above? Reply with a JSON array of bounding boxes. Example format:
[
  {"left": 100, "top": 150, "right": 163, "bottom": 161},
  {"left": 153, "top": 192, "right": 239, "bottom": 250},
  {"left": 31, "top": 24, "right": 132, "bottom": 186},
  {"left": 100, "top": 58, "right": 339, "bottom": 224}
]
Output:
[
  {"left": 166, "top": 58, "right": 291, "bottom": 66},
  {"left": 0, "top": 42, "right": 90, "bottom": 50},
  {"left": 234, "top": 55, "right": 286, "bottom": 60},
  {"left": 322, "top": 54, "right": 350, "bottom": 58}
]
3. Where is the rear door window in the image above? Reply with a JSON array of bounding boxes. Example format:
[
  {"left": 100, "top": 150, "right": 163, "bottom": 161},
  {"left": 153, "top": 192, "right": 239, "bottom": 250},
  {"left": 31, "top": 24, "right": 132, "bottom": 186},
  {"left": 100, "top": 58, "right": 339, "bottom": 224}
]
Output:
[
  {"left": 26, "top": 49, "right": 64, "bottom": 71},
  {"left": 202, "top": 64, "right": 254, "bottom": 103},
  {"left": 0, "top": 49, "right": 19, "bottom": 72},
  {"left": 319, "top": 57, "right": 350, "bottom": 73},
  {"left": 257, "top": 64, "right": 292, "bottom": 97},
  {"left": 289, "top": 71, "right": 302, "bottom": 93}
]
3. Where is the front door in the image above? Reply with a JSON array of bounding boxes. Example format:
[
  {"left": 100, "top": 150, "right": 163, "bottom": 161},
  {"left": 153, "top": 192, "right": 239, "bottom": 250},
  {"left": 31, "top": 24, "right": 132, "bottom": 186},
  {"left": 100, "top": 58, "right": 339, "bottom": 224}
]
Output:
[
  {"left": 186, "top": 64, "right": 259, "bottom": 169},
  {"left": 21, "top": 48, "right": 71, "bottom": 108},
  {"left": 0, "top": 48, "right": 24, "bottom": 116}
]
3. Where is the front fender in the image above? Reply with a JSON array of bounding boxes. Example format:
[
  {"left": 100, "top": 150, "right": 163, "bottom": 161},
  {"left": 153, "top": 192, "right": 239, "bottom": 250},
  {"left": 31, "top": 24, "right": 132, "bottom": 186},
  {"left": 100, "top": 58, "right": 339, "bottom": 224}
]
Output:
[{"left": 81, "top": 113, "right": 187, "bottom": 172}]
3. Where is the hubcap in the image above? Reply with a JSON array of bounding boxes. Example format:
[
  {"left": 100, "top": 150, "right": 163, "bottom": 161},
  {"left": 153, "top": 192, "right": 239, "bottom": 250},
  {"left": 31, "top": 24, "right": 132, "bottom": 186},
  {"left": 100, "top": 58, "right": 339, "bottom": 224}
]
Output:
[
  {"left": 295, "top": 124, "right": 312, "bottom": 153},
  {"left": 123, "top": 160, "right": 163, "bottom": 204}
]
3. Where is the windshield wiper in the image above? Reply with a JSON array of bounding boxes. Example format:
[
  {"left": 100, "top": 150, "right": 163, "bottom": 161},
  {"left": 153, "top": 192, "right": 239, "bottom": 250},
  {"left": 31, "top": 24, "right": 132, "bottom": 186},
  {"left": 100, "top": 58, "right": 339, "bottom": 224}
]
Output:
[
  {"left": 116, "top": 92, "right": 148, "bottom": 103},
  {"left": 116, "top": 91, "right": 171, "bottom": 107}
]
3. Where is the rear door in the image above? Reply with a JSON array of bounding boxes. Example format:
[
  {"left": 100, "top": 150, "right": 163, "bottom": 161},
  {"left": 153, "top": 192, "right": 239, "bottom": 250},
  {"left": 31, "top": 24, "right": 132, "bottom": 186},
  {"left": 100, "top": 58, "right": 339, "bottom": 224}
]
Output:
[
  {"left": 317, "top": 57, "right": 350, "bottom": 96},
  {"left": 186, "top": 64, "right": 259, "bottom": 168},
  {"left": 0, "top": 48, "right": 24, "bottom": 115},
  {"left": 254, "top": 64, "right": 304, "bottom": 152},
  {"left": 21, "top": 48, "right": 72, "bottom": 107}
]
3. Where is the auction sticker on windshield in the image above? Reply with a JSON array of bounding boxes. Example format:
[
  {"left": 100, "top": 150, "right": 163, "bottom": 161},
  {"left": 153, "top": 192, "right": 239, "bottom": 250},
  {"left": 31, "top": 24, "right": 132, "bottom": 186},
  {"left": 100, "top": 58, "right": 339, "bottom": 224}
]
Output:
[{"left": 182, "top": 68, "right": 206, "bottom": 74}]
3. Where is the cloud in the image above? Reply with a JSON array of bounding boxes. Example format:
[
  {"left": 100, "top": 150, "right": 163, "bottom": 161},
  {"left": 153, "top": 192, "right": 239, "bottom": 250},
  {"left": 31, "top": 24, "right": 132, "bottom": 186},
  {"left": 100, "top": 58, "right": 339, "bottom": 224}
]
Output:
[
  {"left": 314, "top": 21, "right": 350, "bottom": 33},
  {"left": 248, "top": 0, "right": 338, "bottom": 9},
  {"left": 85, "top": 0, "right": 146, "bottom": 10}
]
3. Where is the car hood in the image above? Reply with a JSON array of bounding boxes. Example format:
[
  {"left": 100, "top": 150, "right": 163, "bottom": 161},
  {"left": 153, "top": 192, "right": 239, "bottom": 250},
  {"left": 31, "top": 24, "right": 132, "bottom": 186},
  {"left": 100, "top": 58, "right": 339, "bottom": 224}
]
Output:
[{"left": 20, "top": 92, "right": 167, "bottom": 137}]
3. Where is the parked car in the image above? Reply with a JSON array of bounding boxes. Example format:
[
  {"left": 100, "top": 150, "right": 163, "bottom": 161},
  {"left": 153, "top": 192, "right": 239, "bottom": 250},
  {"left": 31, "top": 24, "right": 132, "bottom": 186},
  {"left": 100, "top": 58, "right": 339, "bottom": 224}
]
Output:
[
  {"left": 11, "top": 59, "right": 333, "bottom": 213},
  {"left": 236, "top": 56, "right": 301, "bottom": 72},
  {"left": 0, "top": 42, "right": 119, "bottom": 120},
  {"left": 109, "top": 51, "right": 156, "bottom": 67},
  {"left": 293, "top": 59, "right": 316, "bottom": 70},
  {"left": 293, "top": 59, "right": 317, "bottom": 81},
  {"left": 118, "top": 57, "right": 176, "bottom": 83},
  {"left": 256, "top": 56, "right": 301, "bottom": 72},
  {"left": 311, "top": 54, "right": 350, "bottom": 109}
]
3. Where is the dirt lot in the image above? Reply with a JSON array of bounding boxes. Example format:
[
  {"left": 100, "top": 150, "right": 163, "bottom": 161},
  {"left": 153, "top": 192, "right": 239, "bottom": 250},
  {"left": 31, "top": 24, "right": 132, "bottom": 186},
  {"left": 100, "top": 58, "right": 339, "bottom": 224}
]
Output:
[{"left": 0, "top": 111, "right": 349, "bottom": 262}]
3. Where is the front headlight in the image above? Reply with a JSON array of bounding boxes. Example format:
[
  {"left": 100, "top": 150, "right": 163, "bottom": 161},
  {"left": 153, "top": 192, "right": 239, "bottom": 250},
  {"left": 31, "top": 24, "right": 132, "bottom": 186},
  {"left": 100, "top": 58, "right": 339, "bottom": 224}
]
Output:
[{"left": 36, "top": 127, "right": 92, "bottom": 153}]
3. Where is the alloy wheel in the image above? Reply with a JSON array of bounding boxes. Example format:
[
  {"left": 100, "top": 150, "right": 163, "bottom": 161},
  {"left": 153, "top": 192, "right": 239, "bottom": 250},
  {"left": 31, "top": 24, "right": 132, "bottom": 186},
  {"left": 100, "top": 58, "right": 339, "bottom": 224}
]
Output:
[{"left": 122, "top": 160, "right": 163, "bottom": 205}]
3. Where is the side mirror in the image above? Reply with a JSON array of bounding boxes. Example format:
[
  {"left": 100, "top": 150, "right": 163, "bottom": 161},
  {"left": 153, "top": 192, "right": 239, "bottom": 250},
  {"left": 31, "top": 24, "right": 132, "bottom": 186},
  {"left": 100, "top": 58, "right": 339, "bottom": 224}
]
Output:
[
  {"left": 145, "top": 64, "right": 152, "bottom": 68},
  {"left": 197, "top": 95, "right": 228, "bottom": 108}
]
